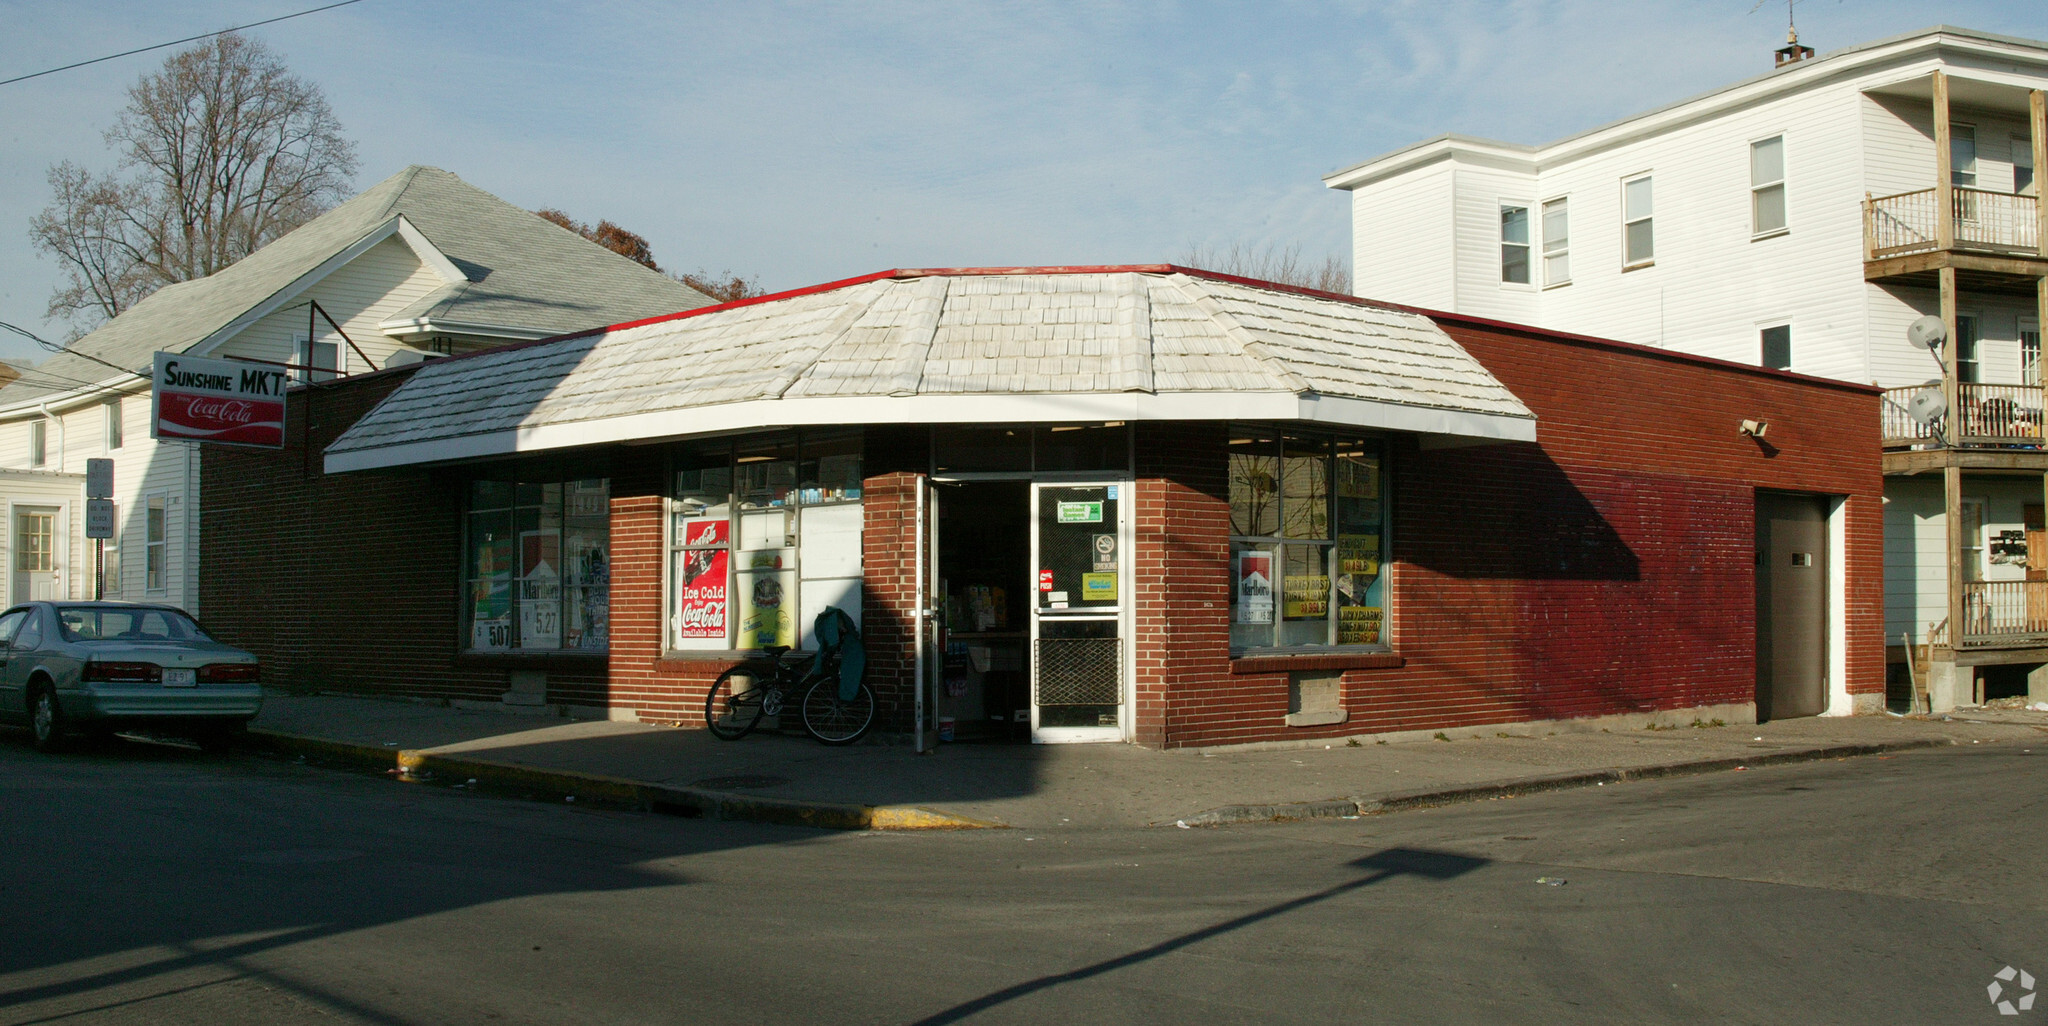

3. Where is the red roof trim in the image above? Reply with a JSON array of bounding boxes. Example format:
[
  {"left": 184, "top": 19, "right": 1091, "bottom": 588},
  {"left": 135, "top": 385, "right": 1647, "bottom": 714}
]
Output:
[{"left": 314, "top": 262, "right": 1880, "bottom": 398}]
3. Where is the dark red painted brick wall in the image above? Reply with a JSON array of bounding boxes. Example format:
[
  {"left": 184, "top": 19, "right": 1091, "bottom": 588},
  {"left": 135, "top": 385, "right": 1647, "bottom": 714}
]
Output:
[{"left": 1137, "top": 319, "right": 1884, "bottom": 748}]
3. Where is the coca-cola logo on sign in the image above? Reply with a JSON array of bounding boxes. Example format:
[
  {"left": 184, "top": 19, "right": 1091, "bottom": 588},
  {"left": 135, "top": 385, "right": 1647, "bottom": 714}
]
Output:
[{"left": 185, "top": 398, "right": 257, "bottom": 426}]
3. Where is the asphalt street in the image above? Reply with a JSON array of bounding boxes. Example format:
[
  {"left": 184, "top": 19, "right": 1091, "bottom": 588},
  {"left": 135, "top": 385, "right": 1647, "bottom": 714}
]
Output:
[{"left": 1, "top": 731, "right": 2041, "bottom": 1025}]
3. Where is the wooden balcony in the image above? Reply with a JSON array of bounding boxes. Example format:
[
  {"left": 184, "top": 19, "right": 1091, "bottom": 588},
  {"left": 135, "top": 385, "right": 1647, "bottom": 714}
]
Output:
[
  {"left": 1882, "top": 382, "right": 2048, "bottom": 448},
  {"left": 1961, "top": 580, "right": 2048, "bottom": 648},
  {"left": 1867, "top": 187, "right": 2040, "bottom": 258},
  {"left": 1864, "top": 188, "right": 2048, "bottom": 297}
]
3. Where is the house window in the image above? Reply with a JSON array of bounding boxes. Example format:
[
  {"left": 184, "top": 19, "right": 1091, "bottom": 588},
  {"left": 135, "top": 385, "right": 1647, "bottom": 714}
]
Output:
[
  {"left": 1229, "top": 429, "right": 1388, "bottom": 651},
  {"left": 105, "top": 399, "right": 123, "bottom": 451},
  {"left": 1761, "top": 324, "right": 1792, "bottom": 371},
  {"left": 28, "top": 420, "right": 45, "bottom": 468},
  {"left": 1951, "top": 125, "right": 1978, "bottom": 188},
  {"left": 1751, "top": 136, "right": 1787, "bottom": 235},
  {"left": 2023, "top": 320, "right": 2041, "bottom": 386},
  {"left": 1541, "top": 198, "right": 1570, "bottom": 286},
  {"left": 464, "top": 477, "right": 611, "bottom": 652},
  {"left": 2014, "top": 135, "right": 2036, "bottom": 195},
  {"left": 101, "top": 505, "right": 120, "bottom": 598},
  {"left": 1957, "top": 314, "right": 1980, "bottom": 384},
  {"left": 1623, "top": 174, "right": 1654, "bottom": 267},
  {"left": 144, "top": 494, "right": 167, "bottom": 593},
  {"left": 1500, "top": 204, "right": 1531, "bottom": 284},
  {"left": 294, "top": 334, "right": 339, "bottom": 383},
  {"left": 669, "top": 429, "right": 865, "bottom": 652}
]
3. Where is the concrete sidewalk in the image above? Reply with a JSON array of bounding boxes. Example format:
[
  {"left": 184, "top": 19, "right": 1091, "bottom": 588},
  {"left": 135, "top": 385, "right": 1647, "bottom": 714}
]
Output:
[{"left": 246, "top": 694, "right": 2048, "bottom": 831}]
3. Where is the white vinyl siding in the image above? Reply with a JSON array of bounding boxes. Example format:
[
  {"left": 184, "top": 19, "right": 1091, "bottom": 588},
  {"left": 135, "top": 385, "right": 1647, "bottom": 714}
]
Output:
[
  {"left": 210, "top": 235, "right": 447, "bottom": 375},
  {"left": 1345, "top": 166, "right": 1456, "bottom": 309}
]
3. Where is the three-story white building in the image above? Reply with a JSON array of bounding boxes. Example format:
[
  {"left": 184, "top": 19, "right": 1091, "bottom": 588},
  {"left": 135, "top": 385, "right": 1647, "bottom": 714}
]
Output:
[{"left": 1326, "top": 26, "right": 2048, "bottom": 713}]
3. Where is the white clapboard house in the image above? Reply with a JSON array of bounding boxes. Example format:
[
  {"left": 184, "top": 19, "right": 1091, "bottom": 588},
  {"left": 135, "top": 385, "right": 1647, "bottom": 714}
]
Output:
[
  {"left": 0, "top": 165, "right": 713, "bottom": 612},
  {"left": 1323, "top": 25, "right": 2048, "bottom": 712}
]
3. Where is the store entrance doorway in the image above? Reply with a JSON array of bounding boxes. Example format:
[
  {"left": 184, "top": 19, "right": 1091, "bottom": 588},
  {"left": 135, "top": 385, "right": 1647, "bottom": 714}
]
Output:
[{"left": 933, "top": 481, "right": 1032, "bottom": 741}]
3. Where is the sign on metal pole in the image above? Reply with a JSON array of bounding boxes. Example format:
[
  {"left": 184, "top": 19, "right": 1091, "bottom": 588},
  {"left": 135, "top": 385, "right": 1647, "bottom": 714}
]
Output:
[
  {"left": 85, "top": 499, "right": 115, "bottom": 540},
  {"left": 151, "top": 351, "right": 288, "bottom": 448},
  {"left": 86, "top": 458, "right": 112, "bottom": 499}
]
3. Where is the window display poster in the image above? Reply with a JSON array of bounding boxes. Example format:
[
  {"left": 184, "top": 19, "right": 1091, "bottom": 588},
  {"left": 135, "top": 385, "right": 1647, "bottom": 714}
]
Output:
[
  {"left": 1337, "top": 534, "right": 1380, "bottom": 576},
  {"left": 470, "top": 534, "right": 513, "bottom": 649},
  {"left": 675, "top": 547, "right": 730, "bottom": 639},
  {"left": 1236, "top": 551, "right": 1273, "bottom": 624},
  {"left": 738, "top": 569, "right": 797, "bottom": 649},
  {"left": 681, "top": 517, "right": 728, "bottom": 548},
  {"left": 519, "top": 531, "right": 562, "bottom": 649},
  {"left": 1283, "top": 574, "right": 1330, "bottom": 618},
  {"left": 1339, "top": 605, "right": 1383, "bottom": 645},
  {"left": 1337, "top": 456, "right": 1379, "bottom": 500}
]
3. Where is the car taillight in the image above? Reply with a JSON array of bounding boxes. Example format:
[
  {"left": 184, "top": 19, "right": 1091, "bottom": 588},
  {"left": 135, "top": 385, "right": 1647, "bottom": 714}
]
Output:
[
  {"left": 83, "top": 660, "right": 161, "bottom": 683},
  {"left": 198, "top": 663, "right": 260, "bottom": 684}
]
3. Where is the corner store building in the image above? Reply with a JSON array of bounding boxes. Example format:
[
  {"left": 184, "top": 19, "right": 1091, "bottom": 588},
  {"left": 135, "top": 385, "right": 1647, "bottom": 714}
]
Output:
[{"left": 202, "top": 266, "right": 1886, "bottom": 746}]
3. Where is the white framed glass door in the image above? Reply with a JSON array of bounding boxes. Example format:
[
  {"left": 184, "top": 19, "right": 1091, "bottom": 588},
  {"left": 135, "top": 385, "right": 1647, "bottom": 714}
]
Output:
[{"left": 1029, "top": 481, "right": 1130, "bottom": 743}]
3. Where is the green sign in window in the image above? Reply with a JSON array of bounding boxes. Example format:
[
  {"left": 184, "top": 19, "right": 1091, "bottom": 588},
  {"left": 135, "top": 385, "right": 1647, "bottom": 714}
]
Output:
[{"left": 1056, "top": 501, "right": 1103, "bottom": 524}]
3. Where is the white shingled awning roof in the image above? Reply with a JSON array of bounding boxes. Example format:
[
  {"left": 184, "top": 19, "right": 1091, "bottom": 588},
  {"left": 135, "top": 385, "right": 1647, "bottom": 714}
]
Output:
[{"left": 324, "top": 266, "right": 1536, "bottom": 473}]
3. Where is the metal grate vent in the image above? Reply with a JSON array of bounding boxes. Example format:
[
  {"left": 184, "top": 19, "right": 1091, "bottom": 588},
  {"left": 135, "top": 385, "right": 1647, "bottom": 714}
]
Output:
[{"left": 1035, "top": 638, "right": 1121, "bottom": 706}]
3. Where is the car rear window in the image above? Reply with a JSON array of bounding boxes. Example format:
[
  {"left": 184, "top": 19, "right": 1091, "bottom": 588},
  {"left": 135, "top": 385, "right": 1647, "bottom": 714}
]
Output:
[{"left": 57, "top": 607, "right": 213, "bottom": 643}]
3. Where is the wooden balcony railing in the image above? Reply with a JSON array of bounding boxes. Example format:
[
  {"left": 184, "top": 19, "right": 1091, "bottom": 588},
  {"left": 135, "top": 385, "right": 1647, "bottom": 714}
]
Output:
[
  {"left": 1865, "top": 187, "right": 2041, "bottom": 259},
  {"left": 1882, "top": 382, "right": 2048, "bottom": 447},
  {"left": 1962, "top": 580, "right": 2048, "bottom": 647}
]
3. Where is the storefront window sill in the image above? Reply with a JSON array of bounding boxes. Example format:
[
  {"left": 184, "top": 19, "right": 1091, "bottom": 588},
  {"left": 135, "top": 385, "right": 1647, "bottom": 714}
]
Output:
[
  {"left": 655, "top": 648, "right": 812, "bottom": 673},
  {"left": 1230, "top": 650, "right": 1404, "bottom": 674},
  {"left": 454, "top": 650, "right": 608, "bottom": 672}
]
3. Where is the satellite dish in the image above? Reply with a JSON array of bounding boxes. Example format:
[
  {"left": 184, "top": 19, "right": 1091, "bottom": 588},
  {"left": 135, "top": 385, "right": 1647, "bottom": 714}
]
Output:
[
  {"left": 1907, "top": 315, "right": 1948, "bottom": 351},
  {"left": 1906, "top": 386, "right": 1948, "bottom": 427}
]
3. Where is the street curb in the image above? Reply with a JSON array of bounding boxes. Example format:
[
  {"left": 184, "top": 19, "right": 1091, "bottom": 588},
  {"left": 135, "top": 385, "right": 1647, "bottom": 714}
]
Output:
[
  {"left": 244, "top": 728, "right": 1000, "bottom": 831},
  {"left": 1158, "top": 738, "right": 1955, "bottom": 828}
]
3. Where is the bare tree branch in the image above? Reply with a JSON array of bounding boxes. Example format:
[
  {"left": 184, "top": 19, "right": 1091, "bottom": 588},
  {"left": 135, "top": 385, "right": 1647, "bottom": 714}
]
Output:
[
  {"left": 1180, "top": 241, "right": 1352, "bottom": 295},
  {"left": 28, "top": 32, "right": 357, "bottom": 332}
]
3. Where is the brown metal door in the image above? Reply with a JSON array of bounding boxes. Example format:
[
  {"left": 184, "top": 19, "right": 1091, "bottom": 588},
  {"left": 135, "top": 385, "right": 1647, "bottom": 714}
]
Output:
[{"left": 1755, "top": 492, "right": 1828, "bottom": 722}]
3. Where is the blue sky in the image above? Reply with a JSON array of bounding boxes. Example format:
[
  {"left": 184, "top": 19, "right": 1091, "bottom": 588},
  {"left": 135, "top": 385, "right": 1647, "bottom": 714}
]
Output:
[{"left": 3, "top": 1, "right": 2045, "bottom": 363}]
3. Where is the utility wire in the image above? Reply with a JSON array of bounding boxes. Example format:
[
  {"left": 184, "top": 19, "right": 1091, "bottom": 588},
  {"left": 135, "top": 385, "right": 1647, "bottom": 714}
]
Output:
[
  {"left": 0, "top": 321, "right": 151, "bottom": 380},
  {"left": 0, "top": 0, "right": 367, "bottom": 87}
]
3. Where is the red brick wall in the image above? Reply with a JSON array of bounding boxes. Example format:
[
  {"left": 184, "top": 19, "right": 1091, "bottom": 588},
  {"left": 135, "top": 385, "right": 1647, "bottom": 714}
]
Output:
[
  {"left": 1138, "top": 320, "right": 1885, "bottom": 747},
  {"left": 200, "top": 372, "right": 605, "bottom": 704},
  {"left": 201, "top": 317, "right": 1883, "bottom": 746}
]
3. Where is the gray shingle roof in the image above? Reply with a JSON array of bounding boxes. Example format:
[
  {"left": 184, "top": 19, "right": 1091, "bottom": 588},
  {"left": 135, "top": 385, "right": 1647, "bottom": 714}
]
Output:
[
  {"left": 2, "top": 165, "right": 714, "bottom": 407},
  {"left": 326, "top": 268, "right": 1535, "bottom": 473}
]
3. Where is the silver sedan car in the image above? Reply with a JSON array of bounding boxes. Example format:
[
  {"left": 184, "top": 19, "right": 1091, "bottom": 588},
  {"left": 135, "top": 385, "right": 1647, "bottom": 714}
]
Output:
[{"left": 0, "top": 601, "right": 262, "bottom": 752}]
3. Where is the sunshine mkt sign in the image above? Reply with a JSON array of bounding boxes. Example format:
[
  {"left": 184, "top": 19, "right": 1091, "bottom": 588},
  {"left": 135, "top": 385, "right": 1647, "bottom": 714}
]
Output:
[{"left": 151, "top": 352, "right": 289, "bottom": 448}]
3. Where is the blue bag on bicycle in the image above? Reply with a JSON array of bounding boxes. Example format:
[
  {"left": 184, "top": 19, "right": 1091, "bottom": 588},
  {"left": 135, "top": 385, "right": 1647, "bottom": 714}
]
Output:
[{"left": 813, "top": 607, "right": 865, "bottom": 701}]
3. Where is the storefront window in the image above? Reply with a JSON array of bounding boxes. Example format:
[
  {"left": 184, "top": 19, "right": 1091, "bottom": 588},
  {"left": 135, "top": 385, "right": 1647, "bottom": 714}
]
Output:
[
  {"left": 933, "top": 423, "right": 1131, "bottom": 474},
  {"left": 670, "top": 430, "right": 864, "bottom": 652},
  {"left": 1229, "top": 428, "right": 1387, "bottom": 651},
  {"left": 464, "top": 477, "right": 609, "bottom": 652}
]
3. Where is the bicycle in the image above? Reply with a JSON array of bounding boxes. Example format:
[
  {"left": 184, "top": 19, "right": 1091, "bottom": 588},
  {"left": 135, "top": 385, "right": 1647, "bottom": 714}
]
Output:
[{"left": 704, "top": 645, "right": 877, "bottom": 744}]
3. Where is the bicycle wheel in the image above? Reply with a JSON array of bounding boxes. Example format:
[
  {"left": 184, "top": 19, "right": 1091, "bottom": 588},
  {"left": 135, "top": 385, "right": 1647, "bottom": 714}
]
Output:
[
  {"left": 705, "top": 666, "right": 768, "bottom": 740},
  {"left": 800, "top": 677, "right": 876, "bottom": 745}
]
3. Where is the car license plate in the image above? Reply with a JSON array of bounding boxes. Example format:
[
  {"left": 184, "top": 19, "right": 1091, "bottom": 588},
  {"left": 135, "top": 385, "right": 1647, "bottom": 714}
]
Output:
[{"left": 162, "top": 668, "right": 196, "bottom": 687}]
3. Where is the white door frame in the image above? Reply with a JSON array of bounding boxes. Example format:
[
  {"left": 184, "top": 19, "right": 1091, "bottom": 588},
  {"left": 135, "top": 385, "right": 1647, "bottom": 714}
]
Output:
[{"left": 1028, "top": 478, "right": 1134, "bottom": 744}]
